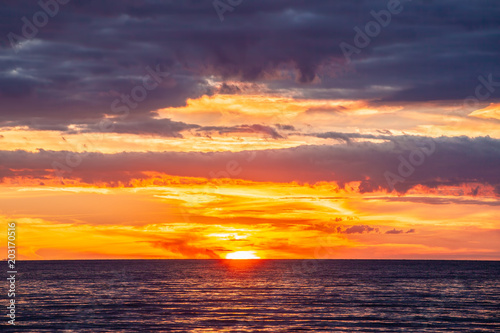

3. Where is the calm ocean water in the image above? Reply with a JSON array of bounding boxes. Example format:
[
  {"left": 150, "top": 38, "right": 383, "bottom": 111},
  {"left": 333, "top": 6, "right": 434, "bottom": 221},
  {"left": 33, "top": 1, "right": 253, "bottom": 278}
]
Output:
[{"left": 3, "top": 260, "right": 499, "bottom": 332}]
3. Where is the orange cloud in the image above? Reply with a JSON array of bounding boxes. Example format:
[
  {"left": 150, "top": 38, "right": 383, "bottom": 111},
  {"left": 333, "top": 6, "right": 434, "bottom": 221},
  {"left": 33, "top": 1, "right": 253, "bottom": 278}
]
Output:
[{"left": 469, "top": 103, "right": 500, "bottom": 120}]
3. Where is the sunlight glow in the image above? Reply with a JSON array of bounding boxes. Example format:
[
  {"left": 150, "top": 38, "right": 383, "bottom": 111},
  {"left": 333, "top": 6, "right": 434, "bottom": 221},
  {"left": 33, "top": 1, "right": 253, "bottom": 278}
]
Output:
[{"left": 225, "top": 251, "right": 260, "bottom": 260}]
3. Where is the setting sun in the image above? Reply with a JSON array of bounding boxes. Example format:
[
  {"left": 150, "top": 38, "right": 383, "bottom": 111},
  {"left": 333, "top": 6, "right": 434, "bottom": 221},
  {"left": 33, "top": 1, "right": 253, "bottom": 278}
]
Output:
[{"left": 225, "top": 251, "right": 261, "bottom": 260}]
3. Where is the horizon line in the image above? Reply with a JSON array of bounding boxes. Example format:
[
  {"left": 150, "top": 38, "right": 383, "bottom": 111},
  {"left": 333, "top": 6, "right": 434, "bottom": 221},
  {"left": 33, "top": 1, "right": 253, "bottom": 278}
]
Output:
[{"left": 4, "top": 258, "right": 499, "bottom": 262}]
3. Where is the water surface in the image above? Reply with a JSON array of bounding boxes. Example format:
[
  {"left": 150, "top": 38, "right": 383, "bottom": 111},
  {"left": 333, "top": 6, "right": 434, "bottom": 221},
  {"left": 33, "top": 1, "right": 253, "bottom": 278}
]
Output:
[{"left": 5, "top": 260, "right": 500, "bottom": 332}]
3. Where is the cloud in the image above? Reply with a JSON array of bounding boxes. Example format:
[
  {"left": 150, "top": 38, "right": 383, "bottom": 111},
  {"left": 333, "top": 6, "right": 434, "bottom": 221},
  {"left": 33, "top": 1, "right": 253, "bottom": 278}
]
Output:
[
  {"left": 305, "top": 222, "right": 418, "bottom": 235},
  {"left": 0, "top": 136, "right": 499, "bottom": 194},
  {"left": 341, "top": 225, "right": 379, "bottom": 234},
  {"left": 1, "top": 116, "right": 290, "bottom": 139},
  {"left": 385, "top": 228, "right": 415, "bottom": 234},
  {"left": 0, "top": 0, "right": 499, "bottom": 130},
  {"left": 385, "top": 228, "right": 404, "bottom": 234},
  {"left": 217, "top": 83, "right": 242, "bottom": 95},
  {"left": 80, "top": 117, "right": 200, "bottom": 138},
  {"left": 198, "top": 124, "right": 284, "bottom": 139}
]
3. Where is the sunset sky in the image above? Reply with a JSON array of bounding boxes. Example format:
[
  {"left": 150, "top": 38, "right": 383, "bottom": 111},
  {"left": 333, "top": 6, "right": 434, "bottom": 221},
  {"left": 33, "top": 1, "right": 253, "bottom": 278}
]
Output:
[{"left": 1, "top": 0, "right": 499, "bottom": 260}]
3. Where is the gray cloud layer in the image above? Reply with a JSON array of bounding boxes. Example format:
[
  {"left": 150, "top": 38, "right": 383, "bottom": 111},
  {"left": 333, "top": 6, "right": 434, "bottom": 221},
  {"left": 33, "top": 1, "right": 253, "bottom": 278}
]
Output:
[
  {"left": 1, "top": 136, "right": 498, "bottom": 194},
  {"left": 1, "top": 0, "right": 499, "bottom": 129}
]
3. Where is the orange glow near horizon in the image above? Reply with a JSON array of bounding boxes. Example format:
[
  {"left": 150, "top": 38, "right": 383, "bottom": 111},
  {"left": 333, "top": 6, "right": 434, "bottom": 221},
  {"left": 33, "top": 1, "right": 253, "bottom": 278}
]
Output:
[{"left": 0, "top": 177, "right": 498, "bottom": 260}]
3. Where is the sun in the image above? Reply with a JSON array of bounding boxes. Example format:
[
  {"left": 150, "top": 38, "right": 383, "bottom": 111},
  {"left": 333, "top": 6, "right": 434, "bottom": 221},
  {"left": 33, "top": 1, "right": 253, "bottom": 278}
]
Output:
[{"left": 225, "top": 251, "right": 261, "bottom": 260}]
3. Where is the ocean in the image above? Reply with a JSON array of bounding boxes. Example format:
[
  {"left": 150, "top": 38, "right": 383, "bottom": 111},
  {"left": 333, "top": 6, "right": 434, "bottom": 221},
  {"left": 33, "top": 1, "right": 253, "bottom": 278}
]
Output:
[{"left": 4, "top": 260, "right": 500, "bottom": 332}]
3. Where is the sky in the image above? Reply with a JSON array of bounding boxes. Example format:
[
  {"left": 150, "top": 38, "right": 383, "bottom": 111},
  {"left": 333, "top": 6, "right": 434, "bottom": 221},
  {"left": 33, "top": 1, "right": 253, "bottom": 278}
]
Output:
[{"left": 0, "top": 0, "right": 499, "bottom": 260}]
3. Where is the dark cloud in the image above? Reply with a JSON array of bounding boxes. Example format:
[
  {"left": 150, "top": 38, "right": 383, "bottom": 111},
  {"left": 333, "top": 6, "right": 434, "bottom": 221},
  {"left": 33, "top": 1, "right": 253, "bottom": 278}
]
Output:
[
  {"left": 304, "top": 107, "right": 347, "bottom": 115},
  {"left": 275, "top": 124, "right": 295, "bottom": 131},
  {"left": 81, "top": 117, "right": 200, "bottom": 138},
  {"left": 198, "top": 124, "right": 284, "bottom": 139},
  {"left": 1, "top": 135, "right": 497, "bottom": 194},
  {"left": 303, "top": 222, "right": 417, "bottom": 235},
  {"left": 0, "top": 0, "right": 499, "bottom": 129},
  {"left": 1, "top": 111, "right": 294, "bottom": 139},
  {"left": 385, "top": 228, "right": 404, "bottom": 234},
  {"left": 217, "top": 83, "right": 242, "bottom": 95},
  {"left": 1, "top": 115, "right": 201, "bottom": 137},
  {"left": 313, "top": 131, "right": 395, "bottom": 142},
  {"left": 385, "top": 228, "right": 415, "bottom": 234},
  {"left": 470, "top": 186, "right": 480, "bottom": 197},
  {"left": 314, "top": 132, "right": 355, "bottom": 143},
  {"left": 341, "top": 225, "right": 379, "bottom": 234}
]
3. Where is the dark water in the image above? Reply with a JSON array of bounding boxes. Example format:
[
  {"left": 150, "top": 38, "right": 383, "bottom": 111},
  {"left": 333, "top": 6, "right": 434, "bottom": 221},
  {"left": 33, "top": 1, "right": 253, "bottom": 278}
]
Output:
[{"left": 3, "top": 260, "right": 499, "bottom": 332}]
